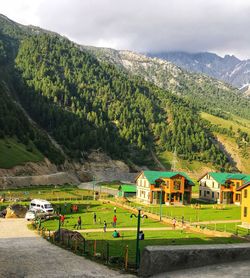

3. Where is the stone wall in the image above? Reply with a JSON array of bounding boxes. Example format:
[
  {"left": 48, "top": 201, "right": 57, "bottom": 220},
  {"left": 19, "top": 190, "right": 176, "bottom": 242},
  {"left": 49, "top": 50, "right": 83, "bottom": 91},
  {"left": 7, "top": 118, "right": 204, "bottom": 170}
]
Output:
[{"left": 139, "top": 243, "right": 250, "bottom": 277}]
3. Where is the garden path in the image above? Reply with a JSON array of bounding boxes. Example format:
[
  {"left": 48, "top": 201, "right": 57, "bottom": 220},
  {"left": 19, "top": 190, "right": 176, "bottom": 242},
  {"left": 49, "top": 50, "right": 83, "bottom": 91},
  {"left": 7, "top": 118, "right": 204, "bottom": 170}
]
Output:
[{"left": 0, "top": 218, "right": 134, "bottom": 278}]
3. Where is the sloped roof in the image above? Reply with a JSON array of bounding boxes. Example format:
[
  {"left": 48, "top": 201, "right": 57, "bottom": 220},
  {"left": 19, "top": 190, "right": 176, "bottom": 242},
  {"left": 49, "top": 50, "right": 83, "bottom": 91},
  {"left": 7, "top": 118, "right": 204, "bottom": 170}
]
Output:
[
  {"left": 237, "top": 182, "right": 250, "bottom": 191},
  {"left": 119, "top": 185, "right": 137, "bottom": 193},
  {"left": 209, "top": 172, "right": 250, "bottom": 185},
  {"left": 142, "top": 171, "right": 194, "bottom": 186}
]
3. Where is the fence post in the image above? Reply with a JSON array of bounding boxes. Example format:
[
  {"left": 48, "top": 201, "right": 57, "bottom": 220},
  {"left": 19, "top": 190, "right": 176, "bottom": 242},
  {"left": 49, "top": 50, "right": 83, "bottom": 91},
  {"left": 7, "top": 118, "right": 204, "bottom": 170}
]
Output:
[
  {"left": 93, "top": 240, "right": 97, "bottom": 256},
  {"left": 75, "top": 240, "right": 78, "bottom": 253},
  {"left": 106, "top": 242, "right": 109, "bottom": 264},
  {"left": 124, "top": 245, "right": 128, "bottom": 271},
  {"left": 83, "top": 238, "right": 86, "bottom": 254}
]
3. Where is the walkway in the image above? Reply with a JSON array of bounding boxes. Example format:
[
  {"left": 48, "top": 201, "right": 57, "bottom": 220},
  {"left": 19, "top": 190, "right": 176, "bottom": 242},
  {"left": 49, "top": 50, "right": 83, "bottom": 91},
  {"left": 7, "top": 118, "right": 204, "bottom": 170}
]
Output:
[
  {"left": 0, "top": 218, "right": 134, "bottom": 278},
  {"left": 192, "top": 219, "right": 240, "bottom": 225},
  {"left": 76, "top": 226, "right": 181, "bottom": 233}
]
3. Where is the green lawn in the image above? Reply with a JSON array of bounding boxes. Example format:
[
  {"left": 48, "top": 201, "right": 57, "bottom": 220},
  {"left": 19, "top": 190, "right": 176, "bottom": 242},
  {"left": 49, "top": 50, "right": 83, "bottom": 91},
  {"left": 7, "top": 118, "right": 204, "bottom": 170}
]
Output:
[
  {"left": 0, "top": 184, "right": 94, "bottom": 201},
  {"left": 42, "top": 200, "right": 167, "bottom": 231},
  {"left": 204, "top": 222, "right": 250, "bottom": 236},
  {"left": 127, "top": 201, "right": 241, "bottom": 223},
  {"left": 0, "top": 138, "right": 43, "bottom": 168},
  {"left": 81, "top": 230, "right": 247, "bottom": 264}
]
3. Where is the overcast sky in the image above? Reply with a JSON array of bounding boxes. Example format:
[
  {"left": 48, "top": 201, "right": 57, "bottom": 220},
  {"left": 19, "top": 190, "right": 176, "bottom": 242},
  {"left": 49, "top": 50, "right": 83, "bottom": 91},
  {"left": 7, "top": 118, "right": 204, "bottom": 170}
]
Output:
[{"left": 1, "top": 0, "right": 250, "bottom": 59}]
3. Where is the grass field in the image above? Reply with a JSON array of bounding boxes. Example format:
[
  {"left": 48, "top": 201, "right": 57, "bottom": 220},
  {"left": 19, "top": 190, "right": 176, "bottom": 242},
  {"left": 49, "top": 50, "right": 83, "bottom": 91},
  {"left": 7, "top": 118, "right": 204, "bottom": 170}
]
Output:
[
  {"left": 0, "top": 184, "right": 94, "bottom": 202},
  {"left": 0, "top": 138, "right": 43, "bottom": 168},
  {"left": 42, "top": 200, "right": 167, "bottom": 231},
  {"left": 82, "top": 230, "right": 247, "bottom": 264},
  {"left": 127, "top": 201, "right": 241, "bottom": 222}
]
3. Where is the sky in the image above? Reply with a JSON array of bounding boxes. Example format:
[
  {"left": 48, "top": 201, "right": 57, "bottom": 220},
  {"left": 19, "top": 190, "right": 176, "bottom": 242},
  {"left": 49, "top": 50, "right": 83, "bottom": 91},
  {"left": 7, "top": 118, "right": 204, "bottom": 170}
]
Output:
[{"left": 1, "top": 0, "right": 250, "bottom": 59}]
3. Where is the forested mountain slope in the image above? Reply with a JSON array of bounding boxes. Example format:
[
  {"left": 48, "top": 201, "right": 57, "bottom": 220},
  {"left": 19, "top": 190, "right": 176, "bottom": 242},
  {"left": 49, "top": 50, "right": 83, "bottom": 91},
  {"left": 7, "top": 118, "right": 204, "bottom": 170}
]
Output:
[
  {"left": 0, "top": 14, "right": 248, "bottom": 172},
  {"left": 84, "top": 47, "right": 250, "bottom": 120},
  {"left": 147, "top": 51, "right": 250, "bottom": 91}
]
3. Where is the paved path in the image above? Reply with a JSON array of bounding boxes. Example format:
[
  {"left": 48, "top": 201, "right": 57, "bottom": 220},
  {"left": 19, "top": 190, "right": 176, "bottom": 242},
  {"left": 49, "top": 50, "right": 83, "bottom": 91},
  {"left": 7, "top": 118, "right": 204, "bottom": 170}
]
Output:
[
  {"left": 0, "top": 219, "right": 134, "bottom": 278},
  {"left": 76, "top": 227, "right": 181, "bottom": 233},
  {"left": 192, "top": 219, "right": 240, "bottom": 225}
]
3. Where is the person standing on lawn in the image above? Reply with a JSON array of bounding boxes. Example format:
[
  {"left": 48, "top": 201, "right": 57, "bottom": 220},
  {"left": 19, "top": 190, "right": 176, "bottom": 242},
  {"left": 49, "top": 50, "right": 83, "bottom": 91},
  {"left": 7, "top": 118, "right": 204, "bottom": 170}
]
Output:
[
  {"left": 77, "top": 216, "right": 82, "bottom": 230},
  {"left": 93, "top": 212, "right": 97, "bottom": 224},
  {"left": 172, "top": 217, "right": 176, "bottom": 230},
  {"left": 113, "top": 215, "right": 117, "bottom": 228},
  {"left": 103, "top": 220, "right": 107, "bottom": 232},
  {"left": 60, "top": 215, "right": 65, "bottom": 226}
]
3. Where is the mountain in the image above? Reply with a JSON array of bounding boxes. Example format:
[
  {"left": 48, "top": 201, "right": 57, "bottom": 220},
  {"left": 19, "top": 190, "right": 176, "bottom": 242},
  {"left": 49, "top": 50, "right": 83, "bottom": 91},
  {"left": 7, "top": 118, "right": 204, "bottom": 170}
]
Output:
[
  {"left": 147, "top": 51, "right": 250, "bottom": 90},
  {"left": 0, "top": 14, "right": 249, "bottom": 175},
  {"left": 81, "top": 46, "right": 250, "bottom": 173},
  {"left": 83, "top": 46, "right": 250, "bottom": 120}
]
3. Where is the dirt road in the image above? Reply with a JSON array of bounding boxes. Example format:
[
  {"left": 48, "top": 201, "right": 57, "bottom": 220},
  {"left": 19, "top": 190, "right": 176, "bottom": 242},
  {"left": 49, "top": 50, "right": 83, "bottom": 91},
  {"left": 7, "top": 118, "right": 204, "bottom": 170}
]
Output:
[{"left": 0, "top": 219, "right": 133, "bottom": 278}]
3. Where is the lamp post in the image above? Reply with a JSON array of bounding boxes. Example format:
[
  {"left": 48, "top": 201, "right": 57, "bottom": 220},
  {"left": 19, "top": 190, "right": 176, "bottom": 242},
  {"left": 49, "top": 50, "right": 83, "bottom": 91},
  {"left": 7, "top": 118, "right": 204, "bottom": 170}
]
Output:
[
  {"left": 58, "top": 215, "right": 61, "bottom": 241},
  {"left": 160, "top": 187, "right": 163, "bottom": 221},
  {"left": 130, "top": 208, "right": 148, "bottom": 269},
  {"left": 92, "top": 175, "right": 95, "bottom": 200}
]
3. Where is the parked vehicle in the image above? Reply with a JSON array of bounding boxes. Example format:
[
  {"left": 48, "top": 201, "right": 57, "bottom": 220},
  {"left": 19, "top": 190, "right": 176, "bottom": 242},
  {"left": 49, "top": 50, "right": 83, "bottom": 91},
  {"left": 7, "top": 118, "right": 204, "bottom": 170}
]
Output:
[
  {"left": 25, "top": 209, "right": 50, "bottom": 221},
  {"left": 29, "top": 199, "right": 54, "bottom": 213}
]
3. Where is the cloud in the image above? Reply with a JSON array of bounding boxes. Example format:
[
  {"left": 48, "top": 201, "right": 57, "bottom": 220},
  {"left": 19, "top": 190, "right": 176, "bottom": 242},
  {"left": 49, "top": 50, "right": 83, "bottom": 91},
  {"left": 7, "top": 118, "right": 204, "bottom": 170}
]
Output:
[{"left": 1, "top": 0, "right": 250, "bottom": 58}]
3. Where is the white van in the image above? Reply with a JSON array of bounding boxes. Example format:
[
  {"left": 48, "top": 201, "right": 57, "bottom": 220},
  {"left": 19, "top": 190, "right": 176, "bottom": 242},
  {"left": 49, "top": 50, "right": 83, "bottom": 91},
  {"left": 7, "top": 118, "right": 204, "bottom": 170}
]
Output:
[{"left": 29, "top": 199, "right": 54, "bottom": 213}]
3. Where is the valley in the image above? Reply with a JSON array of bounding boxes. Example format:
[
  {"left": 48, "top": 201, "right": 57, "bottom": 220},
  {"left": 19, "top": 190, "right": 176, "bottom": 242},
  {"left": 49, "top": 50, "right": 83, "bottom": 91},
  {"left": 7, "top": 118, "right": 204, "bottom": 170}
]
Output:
[{"left": 0, "top": 14, "right": 250, "bottom": 184}]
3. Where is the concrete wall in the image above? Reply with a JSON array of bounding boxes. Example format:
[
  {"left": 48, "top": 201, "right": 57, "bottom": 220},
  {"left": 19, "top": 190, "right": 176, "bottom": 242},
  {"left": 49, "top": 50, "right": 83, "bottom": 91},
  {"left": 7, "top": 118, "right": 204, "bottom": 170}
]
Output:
[{"left": 139, "top": 243, "right": 250, "bottom": 277}]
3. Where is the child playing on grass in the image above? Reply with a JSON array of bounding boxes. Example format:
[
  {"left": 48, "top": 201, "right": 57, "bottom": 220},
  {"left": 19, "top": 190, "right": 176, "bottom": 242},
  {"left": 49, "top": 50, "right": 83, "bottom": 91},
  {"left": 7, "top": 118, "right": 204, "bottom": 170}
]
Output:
[
  {"left": 76, "top": 216, "right": 82, "bottom": 230},
  {"left": 103, "top": 220, "right": 107, "bottom": 232}
]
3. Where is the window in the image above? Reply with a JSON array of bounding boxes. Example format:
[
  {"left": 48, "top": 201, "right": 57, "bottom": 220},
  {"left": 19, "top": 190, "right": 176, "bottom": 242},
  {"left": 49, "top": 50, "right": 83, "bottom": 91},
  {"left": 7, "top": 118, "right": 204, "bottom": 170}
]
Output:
[
  {"left": 173, "top": 179, "right": 181, "bottom": 190},
  {"left": 236, "top": 194, "right": 241, "bottom": 202},
  {"left": 199, "top": 190, "right": 201, "bottom": 196},
  {"left": 244, "top": 207, "right": 248, "bottom": 217},
  {"left": 236, "top": 182, "right": 240, "bottom": 189},
  {"left": 212, "top": 192, "right": 214, "bottom": 198},
  {"left": 207, "top": 191, "right": 210, "bottom": 195},
  {"left": 212, "top": 182, "right": 214, "bottom": 188},
  {"left": 244, "top": 189, "right": 248, "bottom": 198}
]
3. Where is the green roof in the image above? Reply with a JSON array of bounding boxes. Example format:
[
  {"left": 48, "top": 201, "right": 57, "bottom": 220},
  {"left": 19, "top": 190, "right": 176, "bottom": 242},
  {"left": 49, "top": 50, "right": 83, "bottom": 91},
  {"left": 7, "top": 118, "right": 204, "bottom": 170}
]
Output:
[
  {"left": 208, "top": 172, "right": 250, "bottom": 185},
  {"left": 119, "top": 185, "right": 137, "bottom": 193},
  {"left": 142, "top": 171, "right": 194, "bottom": 186}
]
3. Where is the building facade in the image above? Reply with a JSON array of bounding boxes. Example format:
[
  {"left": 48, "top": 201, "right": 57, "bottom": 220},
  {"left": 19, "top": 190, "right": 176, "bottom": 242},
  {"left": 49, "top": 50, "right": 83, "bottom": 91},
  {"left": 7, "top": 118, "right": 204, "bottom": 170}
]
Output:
[
  {"left": 199, "top": 172, "right": 250, "bottom": 205},
  {"left": 237, "top": 182, "right": 250, "bottom": 228},
  {"left": 136, "top": 171, "right": 194, "bottom": 205}
]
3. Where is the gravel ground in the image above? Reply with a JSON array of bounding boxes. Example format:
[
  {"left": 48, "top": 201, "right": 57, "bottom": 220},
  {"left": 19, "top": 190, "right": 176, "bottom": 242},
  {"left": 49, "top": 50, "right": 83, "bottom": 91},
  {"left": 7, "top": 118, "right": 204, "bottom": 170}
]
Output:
[{"left": 0, "top": 219, "right": 134, "bottom": 278}]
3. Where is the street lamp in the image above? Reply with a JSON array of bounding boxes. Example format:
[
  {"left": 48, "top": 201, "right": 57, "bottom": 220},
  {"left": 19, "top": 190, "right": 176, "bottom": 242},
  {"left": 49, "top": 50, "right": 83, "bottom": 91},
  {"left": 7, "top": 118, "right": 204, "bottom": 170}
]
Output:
[
  {"left": 58, "top": 215, "right": 61, "bottom": 241},
  {"left": 92, "top": 175, "right": 95, "bottom": 200},
  {"left": 130, "top": 208, "right": 148, "bottom": 269},
  {"left": 160, "top": 187, "right": 163, "bottom": 221}
]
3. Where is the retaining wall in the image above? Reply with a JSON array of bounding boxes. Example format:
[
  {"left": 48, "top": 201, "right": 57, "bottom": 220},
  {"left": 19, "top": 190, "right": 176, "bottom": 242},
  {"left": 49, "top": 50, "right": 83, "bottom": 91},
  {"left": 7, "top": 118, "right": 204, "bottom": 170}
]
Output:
[{"left": 139, "top": 243, "right": 250, "bottom": 277}]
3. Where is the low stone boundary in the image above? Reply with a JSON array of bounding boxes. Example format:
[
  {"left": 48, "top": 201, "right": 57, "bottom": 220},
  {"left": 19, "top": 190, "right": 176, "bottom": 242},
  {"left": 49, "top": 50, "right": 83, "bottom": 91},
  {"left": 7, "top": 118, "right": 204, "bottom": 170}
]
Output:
[{"left": 139, "top": 243, "right": 250, "bottom": 277}]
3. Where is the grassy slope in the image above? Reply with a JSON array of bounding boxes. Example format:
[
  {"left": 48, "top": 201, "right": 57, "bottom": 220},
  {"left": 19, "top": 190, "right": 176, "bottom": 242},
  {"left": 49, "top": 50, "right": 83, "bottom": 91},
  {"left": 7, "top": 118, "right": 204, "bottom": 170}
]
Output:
[
  {"left": 158, "top": 150, "right": 215, "bottom": 182},
  {"left": 201, "top": 112, "right": 250, "bottom": 173},
  {"left": 0, "top": 138, "right": 43, "bottom": 168},
  {"left": 201, "top": 112, "right": 250, "bottom": 135}
]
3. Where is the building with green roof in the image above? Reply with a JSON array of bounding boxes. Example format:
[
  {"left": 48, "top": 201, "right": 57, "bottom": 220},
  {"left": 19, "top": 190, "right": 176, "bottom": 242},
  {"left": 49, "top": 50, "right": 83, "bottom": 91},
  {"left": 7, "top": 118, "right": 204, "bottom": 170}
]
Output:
[
  {"left": 135, "top": 171, "right": 194, "bottom": 205},
  {"left": 199, "top": 172, "right": 250, "bottom": 204},
  {"left": 117, "top": 184, "right": 137, "bottom": 198}
]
